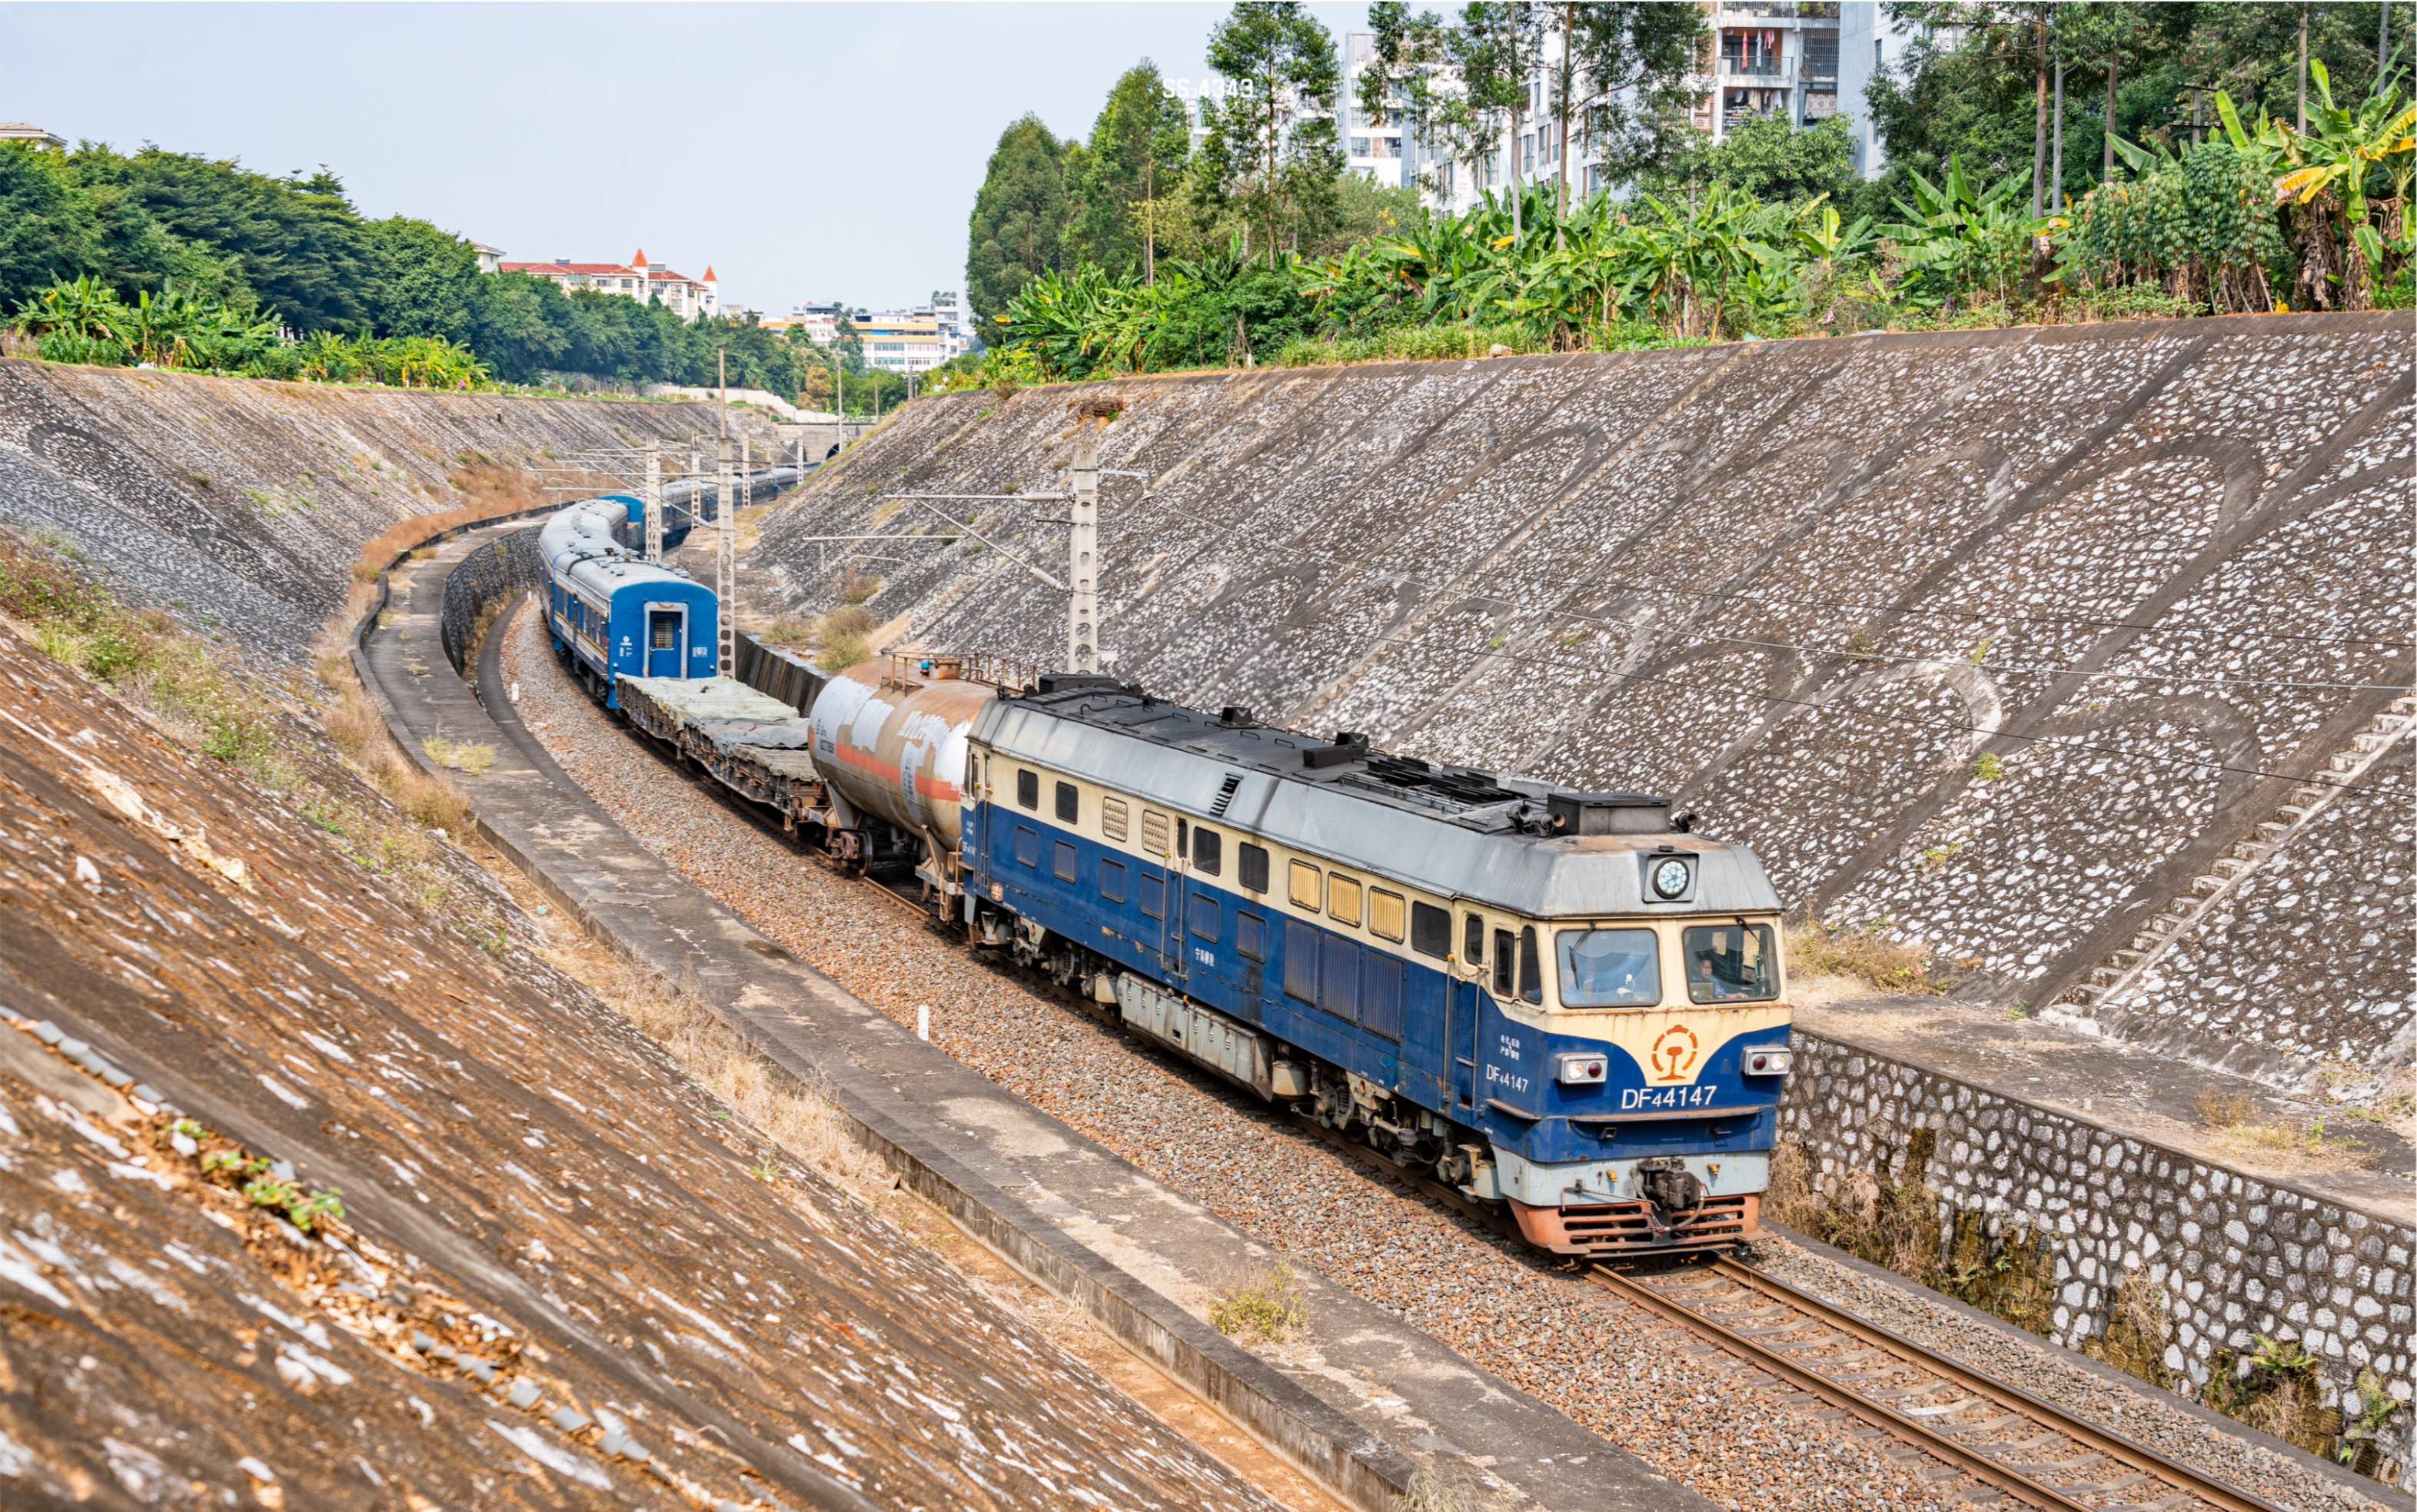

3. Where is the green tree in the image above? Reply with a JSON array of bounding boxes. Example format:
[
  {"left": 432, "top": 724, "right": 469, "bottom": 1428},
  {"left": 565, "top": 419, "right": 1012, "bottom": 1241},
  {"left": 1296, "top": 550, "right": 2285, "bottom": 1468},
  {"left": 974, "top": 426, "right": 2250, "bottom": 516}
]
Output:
[
  {"left": 1548, "top": 1, "right": 1706, "bottom": 209},
  {"left": 0, "top": 143, "right": 106, "bottom": 311},
  {"left": 361, "top": 217, "right": 481, "bottom": 342},
  {"left": 966, "top": 115, "right": 1075, "bottom": 339},
  {"left": 1656, "top": 115, "right": 1861, "bottom": 207},
  {"left": 1205, "top": 1, "right": 1346, "bottom": 261},
  {"left": 1077, "top": 62, "right": 1195, "bottom": 283}
]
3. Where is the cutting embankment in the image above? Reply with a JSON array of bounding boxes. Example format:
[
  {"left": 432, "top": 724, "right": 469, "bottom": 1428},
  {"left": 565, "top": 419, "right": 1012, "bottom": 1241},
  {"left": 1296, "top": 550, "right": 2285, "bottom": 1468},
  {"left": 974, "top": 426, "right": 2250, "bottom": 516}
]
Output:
[
  {"left": 0, "top": 360, "right": 1299, "bottom": 1510},
  {"left": 756, "top": 316, "right": 2415, "bottom": 1464}
]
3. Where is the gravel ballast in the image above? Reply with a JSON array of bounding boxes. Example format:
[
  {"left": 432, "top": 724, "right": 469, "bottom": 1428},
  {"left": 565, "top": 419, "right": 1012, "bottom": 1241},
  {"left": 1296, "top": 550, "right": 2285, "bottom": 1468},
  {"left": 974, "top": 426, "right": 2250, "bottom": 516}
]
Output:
[{"left": 501, "top": 609, "right": 2386, "bottom": 1512}]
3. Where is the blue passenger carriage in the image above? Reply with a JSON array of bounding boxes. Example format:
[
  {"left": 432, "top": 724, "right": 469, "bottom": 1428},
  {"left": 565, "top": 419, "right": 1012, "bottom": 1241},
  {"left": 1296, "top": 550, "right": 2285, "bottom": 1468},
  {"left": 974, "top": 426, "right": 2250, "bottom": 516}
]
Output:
[
  {"left": 537, "top": 497, "right": 718, "bottom": 709},
  {"left": 959, "top": 676, "right": 1792, "bottom": 1256}
]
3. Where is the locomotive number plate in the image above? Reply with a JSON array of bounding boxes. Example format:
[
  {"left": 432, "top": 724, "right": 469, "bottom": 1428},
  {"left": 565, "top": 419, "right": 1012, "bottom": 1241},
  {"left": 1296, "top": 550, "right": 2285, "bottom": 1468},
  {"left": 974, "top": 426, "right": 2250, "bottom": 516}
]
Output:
[{"left": 1620, "top": 1085, "right": 1721, "bottom": 1112}]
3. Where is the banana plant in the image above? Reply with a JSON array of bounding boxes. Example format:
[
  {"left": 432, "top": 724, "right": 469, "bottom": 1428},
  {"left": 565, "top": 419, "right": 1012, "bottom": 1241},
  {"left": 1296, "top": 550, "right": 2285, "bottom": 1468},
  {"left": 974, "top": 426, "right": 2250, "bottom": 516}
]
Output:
[{"left": 2273, "top": 58, "right": 2416, "bottom": 278}]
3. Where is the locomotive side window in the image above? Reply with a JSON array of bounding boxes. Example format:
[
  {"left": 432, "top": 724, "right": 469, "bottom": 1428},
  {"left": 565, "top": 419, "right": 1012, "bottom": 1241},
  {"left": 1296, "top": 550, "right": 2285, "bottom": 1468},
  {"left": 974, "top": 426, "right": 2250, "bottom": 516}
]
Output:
[
  {"left": 1140, "top": 873, "right": 1165, "bottom": 919},
  {"left": 1682, "top": 923, "right": 1779, "bottom": 1003},
  {"left": 1017, "top": 769, "right": 1039, "bottom": 809},
  {"left": 1189, "top": 892, "right": 1219, "bottom": 940},
  {"left": 1102, "top": 797, "right": 1129, "bottom": 842},
  {"left": 1518, "top": 926, "right": 1543, "bottom": 1004},
  {"left": 1329, "top": 875, "right": 1363, "bottom": 928},
  {"left": 1465, "top": 914, "right": 1486, "bottom": 964},
  {"left": 1055, "top": 781, "right": 1079, "bottom": 823},
  {"left": 1193, "top": 827, "right": 1222, "bottom": 876},
  {"left": 1053, "top": 841, "right": 1078, "bottom": 883},
  {"left": 1142, "top": 809, "right": 1171, "bottom": 855},
  {"left": 1557, "top": 927, "right": 1661, "bottom": 1007},
  {"left": 1238, "top": 912, "right": 1266, "bottom": 962},
  {"left": 1015, "top": 826, "right": 1039, "bottom": 868},
  {"left": 1283, "top": 920, "right": 1318, "bottom": 1002},
  {"left": 1368, "top": 889, "right": 1405, "bottom": 942},
  {"left": 1411, "top": 902, "right": 1450, "bottom": 959},
  {"left": 1288, "top": 860, "right": 1322, "bottom": 912},
  {"left": 1100, "top": 858, "right": 1128, "bottom": 903},
  {"left": 1175, "top": 817, "right": 1188, "bottom": 857},
  {"left": 1491, "top": 930, "right": 1514, "bottom": 995},
  {"left": 1239, "top": 843, "right": 1269, "bottom": 893}
]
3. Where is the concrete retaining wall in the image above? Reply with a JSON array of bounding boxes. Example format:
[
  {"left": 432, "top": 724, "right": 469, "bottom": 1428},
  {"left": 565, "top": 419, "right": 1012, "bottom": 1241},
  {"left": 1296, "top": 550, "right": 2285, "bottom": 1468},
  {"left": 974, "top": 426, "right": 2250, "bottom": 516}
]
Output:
[
  {"left": 1783, "top": 1031, "right": 2415, "bottom": 1466},
  {"left": 440, "top": 527, "right": 542, "bottom": 673}
]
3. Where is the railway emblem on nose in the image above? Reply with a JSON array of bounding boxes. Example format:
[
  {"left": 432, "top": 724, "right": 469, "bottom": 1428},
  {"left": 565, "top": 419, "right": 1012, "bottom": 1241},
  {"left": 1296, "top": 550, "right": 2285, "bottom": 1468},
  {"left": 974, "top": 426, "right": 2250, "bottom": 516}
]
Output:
[{"left": 1650, "top": 1025, "right": 1700, "bottom": 1082}]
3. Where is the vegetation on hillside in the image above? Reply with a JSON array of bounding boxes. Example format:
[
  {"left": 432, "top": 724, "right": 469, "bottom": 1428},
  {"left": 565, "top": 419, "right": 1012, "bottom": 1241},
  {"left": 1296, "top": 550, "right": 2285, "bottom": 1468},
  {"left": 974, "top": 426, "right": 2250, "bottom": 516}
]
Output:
[{"left": 949, "top": 1, "right": 2412, "bottom": 387}]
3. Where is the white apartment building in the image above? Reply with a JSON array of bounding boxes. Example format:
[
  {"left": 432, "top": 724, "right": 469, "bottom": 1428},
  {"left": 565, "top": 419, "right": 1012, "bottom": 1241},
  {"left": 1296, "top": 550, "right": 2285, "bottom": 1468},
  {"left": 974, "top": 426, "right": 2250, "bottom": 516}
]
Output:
[
  {"left": 1345, "top": 0, "right": 1907, "bottom": 215},
  {"left": 493, "top": 248, "right": 720, "bottom": 321},
  {"left": 776, "top": 294, "right": 972, "bottom": 371},
  {"left": 0, "top": 122, "right": 65, "bottom": 151}
]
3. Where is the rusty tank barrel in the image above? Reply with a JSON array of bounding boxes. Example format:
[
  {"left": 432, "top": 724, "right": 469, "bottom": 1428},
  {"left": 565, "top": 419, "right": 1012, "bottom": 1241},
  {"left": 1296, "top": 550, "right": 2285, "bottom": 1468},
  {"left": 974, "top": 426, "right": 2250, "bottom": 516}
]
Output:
[{"left": 806, "top": 655, "right": 993, "bottom": 847}]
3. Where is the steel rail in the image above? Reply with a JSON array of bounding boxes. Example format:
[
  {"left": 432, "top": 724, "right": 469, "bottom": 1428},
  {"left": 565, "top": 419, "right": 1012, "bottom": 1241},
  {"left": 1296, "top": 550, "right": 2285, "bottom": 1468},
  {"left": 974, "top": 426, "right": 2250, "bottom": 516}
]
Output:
[
  {"left": 1590, "top": 1260, "right": 2287, "bottom": 1512},
  {"left": 1588, "top": 1264, "right": 2097, "bottom": 1512},
  {"left": 1701, "top": 1258, "right": 2287, "bottom": 1512}
]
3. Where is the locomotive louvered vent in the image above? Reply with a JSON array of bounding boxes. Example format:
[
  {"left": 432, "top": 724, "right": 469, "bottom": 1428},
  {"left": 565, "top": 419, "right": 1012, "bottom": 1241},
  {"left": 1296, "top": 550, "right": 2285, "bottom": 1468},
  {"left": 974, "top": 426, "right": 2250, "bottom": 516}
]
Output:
[
  {"left": 1209, "top": 773, "right": 1242, "bottom": 816},
  {"left": 1548, "top": 792, "right": 1673, "bottom": 836}
]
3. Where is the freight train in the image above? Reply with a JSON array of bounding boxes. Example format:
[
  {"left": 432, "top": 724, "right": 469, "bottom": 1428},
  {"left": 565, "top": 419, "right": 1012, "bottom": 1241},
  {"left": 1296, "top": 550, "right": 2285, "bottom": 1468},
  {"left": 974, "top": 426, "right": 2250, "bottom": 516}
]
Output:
[{"left": 540, "top": 497, "right": 1794, "bottom": 1257}]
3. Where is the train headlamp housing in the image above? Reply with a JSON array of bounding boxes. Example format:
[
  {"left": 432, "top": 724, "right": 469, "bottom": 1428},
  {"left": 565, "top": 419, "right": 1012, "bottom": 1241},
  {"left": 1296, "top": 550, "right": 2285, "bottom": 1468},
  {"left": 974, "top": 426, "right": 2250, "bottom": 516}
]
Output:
[
  {"left": 1555, "top": 1052, "right": 1609, "bottom": 1086},
  {"left": 1642, "top": 851, "right": 1694, "bottom": 902},
  {"left": 1742, "top": 1045, "right": 1793, "bottom": 1078}
]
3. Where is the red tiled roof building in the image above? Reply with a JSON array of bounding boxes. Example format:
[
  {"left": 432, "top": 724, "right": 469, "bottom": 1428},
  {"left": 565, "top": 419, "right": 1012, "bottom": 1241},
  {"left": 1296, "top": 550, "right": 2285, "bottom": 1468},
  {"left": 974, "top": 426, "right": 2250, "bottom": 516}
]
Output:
[{"left": 494, "top": 248, "right": 720, "bottom": 321}]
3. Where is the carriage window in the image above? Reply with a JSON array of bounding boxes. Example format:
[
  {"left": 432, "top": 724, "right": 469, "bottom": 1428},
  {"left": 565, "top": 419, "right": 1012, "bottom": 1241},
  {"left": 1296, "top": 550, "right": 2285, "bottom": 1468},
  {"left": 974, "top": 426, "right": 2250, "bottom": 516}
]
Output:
[
  {"left": 1056, "top": 781, "right": 1079, "bottom": 823},
  {"left": 1465, "top": 913, "right": 1486, "bottom": 964},
  {"left": 1100, "top": 858, "right": 1128, "bottom": 903},
  {"left": 1492, "top": 929, "right": 1514, "bottom": 995},
  {"left": 1411, "top": 902, "right": 1450, "bottom": 959},
  {"left": 1518, "top": 926, "right": 1543, "bottom": 1004},
  {"left": 1239, "top": 843, "right": 1269, "bottom": 893},
  {"left": 650, "top": 614, "right": 677, "bottom": 650},
  {"left": 1140, "top": 874, "right": 1165, "bottom": 919},
  {"left": 1053, "top": 841, "right": 1078, "bottom": 883},
  {"left": 1289, "top": 859, "right": 1322, "bottom": 912},
  {"left": 1142, "top": 809, "right": 1171, "bottom": 855},
  {"left": 1175, "top": 817, "right": 1189, "bottom": 857},
  {"left": 1369, "top": 889, "right": 1405, "bottom": 942},
  {"left": 1329, "top": 875, "right": 1363, "bottom": 928},
  {"left": 1683, "top": 923, "right": 1780, "bottom": 1004},
  {"left": 1190, "top": 892, "right": 1219, "bottom": 940},
  {"left": 1015, "top": 826, "right": 1039, "bottom": 868},
  {"left": 1016, "top": 769, "right": 1039, "bottom": 809},
  {"left": 1557, "top": 927, "right": 1661, "bottom": 1007},
  {"left": 1238, "top": 912, "right": 1266, "bottom": 962},
  {"left": 1194, "top": 827, "right": 1222, "bottom": 876},
  {"left": 1102, "top": 797, "right": 1129, "bottom": 842}
]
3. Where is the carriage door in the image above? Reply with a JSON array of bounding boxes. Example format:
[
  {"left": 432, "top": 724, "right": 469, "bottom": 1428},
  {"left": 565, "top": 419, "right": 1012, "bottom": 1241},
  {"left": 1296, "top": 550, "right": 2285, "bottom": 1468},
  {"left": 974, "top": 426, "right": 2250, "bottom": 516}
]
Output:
[{"left": 645, "top": 604, "right": 687, "bottom": 677}]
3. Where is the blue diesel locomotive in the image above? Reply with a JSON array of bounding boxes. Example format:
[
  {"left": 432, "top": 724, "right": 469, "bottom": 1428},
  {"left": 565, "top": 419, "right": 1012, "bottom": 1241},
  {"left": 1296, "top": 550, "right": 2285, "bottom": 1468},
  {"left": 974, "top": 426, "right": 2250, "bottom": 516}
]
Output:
[{"left": 952, "top": 675, "right": 1792, "bottom": 1256}]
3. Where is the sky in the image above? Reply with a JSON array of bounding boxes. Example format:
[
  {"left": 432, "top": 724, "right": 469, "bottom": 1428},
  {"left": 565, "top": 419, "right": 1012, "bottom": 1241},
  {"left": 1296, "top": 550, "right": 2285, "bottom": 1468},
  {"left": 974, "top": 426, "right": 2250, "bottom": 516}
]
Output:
[{"left": 1, "top": 2, "right": 1369, "bottom": 317}]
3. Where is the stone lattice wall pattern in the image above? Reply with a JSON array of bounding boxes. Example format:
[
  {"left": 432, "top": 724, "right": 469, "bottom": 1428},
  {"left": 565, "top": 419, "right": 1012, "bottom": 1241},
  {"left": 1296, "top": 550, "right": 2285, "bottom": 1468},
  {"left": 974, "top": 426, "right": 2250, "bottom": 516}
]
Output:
[
  {"left": 441, "top": 527, "right": 544, "bottom": 673},
  {"left": 763, "top": 316, "right": 2415, "bottom": 1073},
  {"left": 0, "top": 358, "right": 773, "bottom": 657},
  {"left": 1780, "top": 1035, "right": 2415, "bottom": 1466}
]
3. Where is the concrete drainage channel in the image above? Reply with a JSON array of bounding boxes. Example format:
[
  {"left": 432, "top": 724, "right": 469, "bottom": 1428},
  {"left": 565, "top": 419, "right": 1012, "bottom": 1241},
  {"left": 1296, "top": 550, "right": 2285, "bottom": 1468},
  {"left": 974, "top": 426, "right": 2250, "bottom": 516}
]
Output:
[{"left": 358, "top": 523, "right": 1713, "bottom": 1512}]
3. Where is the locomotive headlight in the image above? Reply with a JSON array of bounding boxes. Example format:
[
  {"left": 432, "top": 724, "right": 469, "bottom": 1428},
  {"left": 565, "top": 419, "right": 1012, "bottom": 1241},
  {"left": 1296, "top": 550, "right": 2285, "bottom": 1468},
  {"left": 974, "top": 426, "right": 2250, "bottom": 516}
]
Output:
[
  {"left": 1650, "top": 857, "right": 1691, "bottom": 900},
  {"left": 1743, "top": 1045, "right": 1793, "bottom": 1078},
  {"left": 1556, "top": 1052, "right": 1609, "bottom": 1086}
]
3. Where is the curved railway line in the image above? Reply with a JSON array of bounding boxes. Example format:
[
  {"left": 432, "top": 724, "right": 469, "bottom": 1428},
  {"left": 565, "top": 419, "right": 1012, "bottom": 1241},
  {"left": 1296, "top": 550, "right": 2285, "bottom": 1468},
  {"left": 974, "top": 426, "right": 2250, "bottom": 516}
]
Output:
[{"left": 487, "top": 596, "right": 2312, "bottom": 1512}]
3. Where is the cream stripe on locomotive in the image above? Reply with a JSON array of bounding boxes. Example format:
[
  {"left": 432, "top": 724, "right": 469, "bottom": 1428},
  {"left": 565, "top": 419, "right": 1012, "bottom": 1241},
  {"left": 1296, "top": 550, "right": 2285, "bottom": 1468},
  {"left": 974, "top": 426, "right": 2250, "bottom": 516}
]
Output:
[{"left": 976, "top": 748, "right": 1787, "bottom": 1085}]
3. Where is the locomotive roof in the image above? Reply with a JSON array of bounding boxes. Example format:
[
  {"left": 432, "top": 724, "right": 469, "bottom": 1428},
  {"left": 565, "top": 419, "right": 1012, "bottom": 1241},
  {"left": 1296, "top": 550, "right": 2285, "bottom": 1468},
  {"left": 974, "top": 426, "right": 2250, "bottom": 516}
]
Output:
[{"left": 972, "top": 677, "right": 1779, "bottom": 919}]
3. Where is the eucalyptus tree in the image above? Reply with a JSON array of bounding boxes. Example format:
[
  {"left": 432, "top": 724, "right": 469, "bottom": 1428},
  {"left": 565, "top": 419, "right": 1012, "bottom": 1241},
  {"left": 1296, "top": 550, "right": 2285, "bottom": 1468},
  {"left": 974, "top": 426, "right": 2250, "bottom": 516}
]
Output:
[
  {"left": 1205, "top": 1, "right": 1346, "bottom": 262},
  {"left": 1544, "top": 1, "right": 1704, "bottom": 218},
  {"left": 966, "top": 115, "right": 1076, "bottom": 337},
  {"left": 1079, "top": 62, "right": 1194, "bottom": 284},
  {"left": 1361, "top": 1, "right": 1548, "bottom": 236}
]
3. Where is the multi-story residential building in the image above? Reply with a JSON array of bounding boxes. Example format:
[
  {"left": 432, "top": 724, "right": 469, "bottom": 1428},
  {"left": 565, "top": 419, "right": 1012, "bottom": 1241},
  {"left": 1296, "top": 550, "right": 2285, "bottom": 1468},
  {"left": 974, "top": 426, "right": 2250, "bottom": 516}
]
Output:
[
  {"left": 776, "top": 295, "right": 972, "bottom": 368},
  {"left": 1343, "top": 0, "right": 1907, "bottom": 214},
  {"left": 492, "top": 249, "right": 720, "bottom": 321}
]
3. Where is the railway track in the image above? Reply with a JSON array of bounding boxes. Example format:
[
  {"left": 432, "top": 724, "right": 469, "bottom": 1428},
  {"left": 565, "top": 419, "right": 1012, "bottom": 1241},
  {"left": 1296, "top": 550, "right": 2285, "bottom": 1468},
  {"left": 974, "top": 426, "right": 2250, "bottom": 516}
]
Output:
[
  {"left": 1589, "top": 1259, "right": 2284, "bottom": 1512},
  {"left": 511, "top": 638, "right": 2295, "bottom": 1512}
]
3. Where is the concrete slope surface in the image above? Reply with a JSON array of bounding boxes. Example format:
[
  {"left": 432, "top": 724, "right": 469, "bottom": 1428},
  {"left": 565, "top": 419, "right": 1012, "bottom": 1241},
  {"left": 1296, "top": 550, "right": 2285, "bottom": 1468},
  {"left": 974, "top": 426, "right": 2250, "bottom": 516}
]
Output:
[
  {"left": 0, "top": 358, "right": 776, "bottom": 660},
  {"left": 760, "top": 316, "right": 2415, "bottom": 1078},
  {"left": 0, "top": 645, "right": 1282, "bottom": 1510}
]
